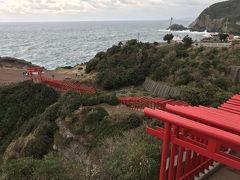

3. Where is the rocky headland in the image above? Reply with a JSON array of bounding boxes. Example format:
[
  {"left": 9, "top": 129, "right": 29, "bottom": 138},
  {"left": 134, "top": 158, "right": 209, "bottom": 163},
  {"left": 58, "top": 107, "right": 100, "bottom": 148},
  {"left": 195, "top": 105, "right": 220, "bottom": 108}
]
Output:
[{"left": 189, "top": 0, "right": 240, "bottom": 34}]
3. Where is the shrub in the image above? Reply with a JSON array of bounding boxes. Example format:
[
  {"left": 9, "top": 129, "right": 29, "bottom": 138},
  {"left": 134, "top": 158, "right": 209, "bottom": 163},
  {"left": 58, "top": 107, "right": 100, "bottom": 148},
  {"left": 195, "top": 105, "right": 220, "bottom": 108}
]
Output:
[
  {"left": 212, "top": 77, "right": 231, "bottom": 90},
  {"left": 219, "top": 33, "right": 228, "bottom": 42},
  {"left": 1, "top": 157, "right": 38, "bottom": 180},
  {"left": 152, "top": 65, "right": 169, "bottom": 81},
  {"left": 0, "top": 81, "right": 59, "bottom": 153},
  {"left": 126, "top": 39, "right": 138, "bottom": 46},
  {"left": 1, "top": 154, "right": 71, "bottom": 180},
  {"left": 22, "top": 121, "right": 57, "bottom": 159},
  {"left": 80, "top": 107, "right": 109, "bottom": 133},
  {"left": 126, "top": 114, "right": 143, "bottom": 129},
  {"left": 181, "top": 85, "right": 219, "bottom": 106},
  {"left": 163, "top": 34, "right": 174, "bottom": 44},
  {"left": 210, "top": 91, "right": 233, "bottom": 107},
  {"left": 176, "top": 43, "right": 188, "bottom": 57},
  {"left": 175, "top": 69, "right": 194, "bottom": 85},
  {"left": 85, "top": 58, "right": 98, "bottom": 73},
  {"left": 96, "top": 127, "right": 161, "bottom": 180},
  {"left": 182, "top": 35, "right": 193, "bottom": 48}
]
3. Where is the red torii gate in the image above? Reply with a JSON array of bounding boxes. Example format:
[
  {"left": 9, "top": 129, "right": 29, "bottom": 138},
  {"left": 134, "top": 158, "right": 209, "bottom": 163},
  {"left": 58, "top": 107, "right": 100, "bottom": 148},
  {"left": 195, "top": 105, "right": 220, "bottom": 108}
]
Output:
[
  {"left": 27, "top": 66, "right": 44, "bottom": 81},
  {"left": 118, "top": 97, "right": 188, "bottom": 111},
  {"left": 27, "top": 66, "right": 96, "bottom": 94},
  {"left": 145, "top": 94, "right": 240, "bottom": 180}
]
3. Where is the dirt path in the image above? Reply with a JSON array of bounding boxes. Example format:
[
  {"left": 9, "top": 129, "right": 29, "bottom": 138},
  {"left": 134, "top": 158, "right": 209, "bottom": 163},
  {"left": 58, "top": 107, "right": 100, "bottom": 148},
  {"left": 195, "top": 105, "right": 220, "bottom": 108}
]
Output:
[
  {"left": 0, "top": 59, "right": 91, "bottom": 86},
  {"left": 0, "top": 68, "right": 29, "bottom": 86}
]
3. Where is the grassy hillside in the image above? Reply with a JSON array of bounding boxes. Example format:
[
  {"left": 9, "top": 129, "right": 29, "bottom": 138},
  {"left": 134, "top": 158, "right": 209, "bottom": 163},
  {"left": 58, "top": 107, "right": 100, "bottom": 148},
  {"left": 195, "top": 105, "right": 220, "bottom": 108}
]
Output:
[
  {"left": 86, "top": 40, "right": 240, "bottom": 106},
  {"left": 0, "top": 81, "right": 59, "bottom": 155},
  {"left": 1, "top": 40, "right": 240, "bottom": 179},
  {"left": 0, "top": 81, "right": 160, "bottom": 180}
]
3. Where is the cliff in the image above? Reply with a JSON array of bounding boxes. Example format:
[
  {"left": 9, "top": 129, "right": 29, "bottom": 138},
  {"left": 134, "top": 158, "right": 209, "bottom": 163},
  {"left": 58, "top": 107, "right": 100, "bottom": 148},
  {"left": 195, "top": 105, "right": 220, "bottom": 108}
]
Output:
[{"left": 189, "top": 0, "right": 240, "bottom": 34}]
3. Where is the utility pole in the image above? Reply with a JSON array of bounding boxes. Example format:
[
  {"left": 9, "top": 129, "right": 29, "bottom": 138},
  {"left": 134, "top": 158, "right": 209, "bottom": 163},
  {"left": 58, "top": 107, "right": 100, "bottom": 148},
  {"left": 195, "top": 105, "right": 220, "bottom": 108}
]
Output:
[{"left": 225, "top": 18, "right": 229, "bottom": 33}]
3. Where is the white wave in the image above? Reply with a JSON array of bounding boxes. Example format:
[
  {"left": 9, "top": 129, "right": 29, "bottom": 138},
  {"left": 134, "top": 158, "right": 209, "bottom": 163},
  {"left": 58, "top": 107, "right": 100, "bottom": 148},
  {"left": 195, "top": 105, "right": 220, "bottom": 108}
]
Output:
[{"left": 158, "top": 29, "right": 209, "bottom": 34}]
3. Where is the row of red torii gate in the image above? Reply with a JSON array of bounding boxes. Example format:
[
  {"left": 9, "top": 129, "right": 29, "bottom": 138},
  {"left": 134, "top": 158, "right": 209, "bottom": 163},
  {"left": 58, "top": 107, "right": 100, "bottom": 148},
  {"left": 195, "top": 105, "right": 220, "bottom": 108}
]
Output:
[{"left": 27, "top": 67, "right": 240, "bottom": 180}]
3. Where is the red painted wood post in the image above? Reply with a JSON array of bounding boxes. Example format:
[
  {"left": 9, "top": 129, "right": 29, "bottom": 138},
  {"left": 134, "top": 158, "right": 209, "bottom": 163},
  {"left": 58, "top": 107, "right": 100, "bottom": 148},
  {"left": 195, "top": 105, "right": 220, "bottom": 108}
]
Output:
[
  {"left": 176, "top": 145, "right": 184, "bottom": 179},
  {"left": 176, "top": 129, "right": 186, "bottom": 179},
  {"left": 184, "top": 133, "right": 193, "bottom": 175},
  {"left": 160, "top": 122, "right": 171, "bottom": 180},
  {"left": 30, "top": 72, "right": 33, "bottom": 81},
  {"left": 168, "top": 126, "right": 178, "bottom": 180},
  {"left": 37, "top": 68, "right": 43, "bottom": 82}
]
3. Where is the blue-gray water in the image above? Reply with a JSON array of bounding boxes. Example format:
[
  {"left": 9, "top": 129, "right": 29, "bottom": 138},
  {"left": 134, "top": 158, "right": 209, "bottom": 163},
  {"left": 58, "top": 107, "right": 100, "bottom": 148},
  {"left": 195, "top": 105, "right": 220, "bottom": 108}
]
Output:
[{"left": 0, "top": 21, "right": 208, "bottom": 69}]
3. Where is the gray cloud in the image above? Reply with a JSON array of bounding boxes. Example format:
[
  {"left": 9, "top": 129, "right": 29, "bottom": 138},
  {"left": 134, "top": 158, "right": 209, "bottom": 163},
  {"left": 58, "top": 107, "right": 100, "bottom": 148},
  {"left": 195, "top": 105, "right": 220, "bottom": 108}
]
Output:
[{"left": 0, "top": 0, "right": 226, "bottom": 21}]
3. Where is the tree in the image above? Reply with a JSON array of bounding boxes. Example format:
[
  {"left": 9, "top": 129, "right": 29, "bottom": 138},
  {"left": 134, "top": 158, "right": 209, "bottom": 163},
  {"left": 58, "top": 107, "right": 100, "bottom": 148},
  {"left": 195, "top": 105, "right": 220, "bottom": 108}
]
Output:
[
  {"left": 182, "top": 35, "right": 193, "bottom": 48},
  {"left": 163, "top": 34, "right": 174, "bottom": 44},
  {"left": 219, "top": 33, "right": 228, "bottom": 42}
]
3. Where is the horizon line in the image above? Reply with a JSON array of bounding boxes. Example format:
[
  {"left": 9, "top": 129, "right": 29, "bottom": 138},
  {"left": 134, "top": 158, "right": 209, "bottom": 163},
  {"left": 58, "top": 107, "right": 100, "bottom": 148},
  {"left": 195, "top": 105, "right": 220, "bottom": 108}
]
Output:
[{"left": 0, "top": 18, "right": 194, "bottom": 23}]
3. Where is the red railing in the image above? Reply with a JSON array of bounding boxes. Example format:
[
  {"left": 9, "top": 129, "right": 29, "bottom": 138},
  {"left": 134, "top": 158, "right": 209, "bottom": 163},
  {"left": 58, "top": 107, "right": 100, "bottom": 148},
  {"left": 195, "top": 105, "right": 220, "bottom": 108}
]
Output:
[{"left": 145, "top": 94, "right": 240, "bottom": 180}]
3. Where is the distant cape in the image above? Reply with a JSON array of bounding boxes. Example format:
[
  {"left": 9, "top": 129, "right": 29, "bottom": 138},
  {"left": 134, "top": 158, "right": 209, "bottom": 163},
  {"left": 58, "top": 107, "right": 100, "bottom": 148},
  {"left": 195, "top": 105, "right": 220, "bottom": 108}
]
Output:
[
  {"left": 189, "top": 0, "right": 240, "bottom": 34},
  {"left": 167, "top": 24, "right": 188, "bottom": 31}
]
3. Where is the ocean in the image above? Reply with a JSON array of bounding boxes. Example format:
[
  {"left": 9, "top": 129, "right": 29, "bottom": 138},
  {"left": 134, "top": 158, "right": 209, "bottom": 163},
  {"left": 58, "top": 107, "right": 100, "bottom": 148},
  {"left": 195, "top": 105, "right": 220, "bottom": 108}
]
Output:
[{"left": 0, "top": 20, "right": 208, "bottom": 69}]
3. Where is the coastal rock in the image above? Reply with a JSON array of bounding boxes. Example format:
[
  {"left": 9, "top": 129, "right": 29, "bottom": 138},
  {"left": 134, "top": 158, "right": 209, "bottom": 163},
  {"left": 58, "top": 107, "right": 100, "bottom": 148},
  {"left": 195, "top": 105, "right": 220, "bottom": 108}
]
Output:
[
  {"left": 167, "top": 24, "right": 188, "bottom": 31},
  {"left": 189, "top": 0, "right": 240, "bottom": 34}
]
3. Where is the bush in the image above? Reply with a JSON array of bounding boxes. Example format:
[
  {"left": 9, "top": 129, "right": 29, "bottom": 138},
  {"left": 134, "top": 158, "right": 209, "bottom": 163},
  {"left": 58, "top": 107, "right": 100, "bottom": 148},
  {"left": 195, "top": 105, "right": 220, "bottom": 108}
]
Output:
[
  {"left": 22, "top": 121, "right": 57, "bottom": 159},
  {"left": 219, "top": 33, "right": 228, "bottom": 42},
  {"left": 212, "top": 77, "right": 231, "bottom": 90},
  {"left": 1, "top": 154, "right": 71, "bottom": 180},
  {"left": 152, "top": 65, "right": 169, "bottom": 81},
  {"left": 1, "top": 157, "right": 38, "bottom": 180},
  {"left": 96, "top": 127, "right": 160, "bottom": 180},
  {"left": 123, "top": 114, "right": 143, "bottom": 130},
  {"left": 79, "top": 107, "right": 109, "bottom": 134},
  {"left": 181, "top": 85, "right": 219, "bottom": 106},
  {"left": 182, "top": 35, "right": 193, "bottom": 48},
  {"left": 99, "top": 93, "right": 119, "bottom": 105},
  {"left": 175, "top": 68, "right": 194, "bottom": 85},
  {"left": 0, "top": 81, "right": 59, "bottom": 153},
  {"left": 210, "top": 91, "right": 233, "bottom": 107},
  {"left": 163, "top": 34, "right": 174, "bottom": 44}
]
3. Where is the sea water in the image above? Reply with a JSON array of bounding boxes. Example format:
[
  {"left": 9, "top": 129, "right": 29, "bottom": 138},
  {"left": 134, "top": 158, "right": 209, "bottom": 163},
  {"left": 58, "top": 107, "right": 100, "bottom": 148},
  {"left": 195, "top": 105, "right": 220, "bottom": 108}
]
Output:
[{"left": 0, "top": 20, "right": 208, "bottom": 69}]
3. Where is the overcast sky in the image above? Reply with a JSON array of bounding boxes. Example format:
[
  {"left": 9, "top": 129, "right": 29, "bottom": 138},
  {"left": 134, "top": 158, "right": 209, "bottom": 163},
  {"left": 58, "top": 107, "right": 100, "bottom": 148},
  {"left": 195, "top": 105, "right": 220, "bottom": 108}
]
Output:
[{"left": 0, "top": 0, "right": 226, "bottom": 22}]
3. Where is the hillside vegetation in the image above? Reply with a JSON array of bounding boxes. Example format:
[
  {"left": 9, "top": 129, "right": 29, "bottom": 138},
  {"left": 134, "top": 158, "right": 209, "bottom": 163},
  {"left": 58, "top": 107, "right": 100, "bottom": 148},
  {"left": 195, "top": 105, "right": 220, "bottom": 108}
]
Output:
[
  {"left": 0, "top": 81, "right": 59, "bottom": 156},
  {"left": 0, "top": 81, "right": 161, "bottom": 180},
  {"left": 86, "top": 40, "right": 240, "bottom": 106},
  {"left": 1, "top": 39, "right": 240, "bottom": 179}
]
